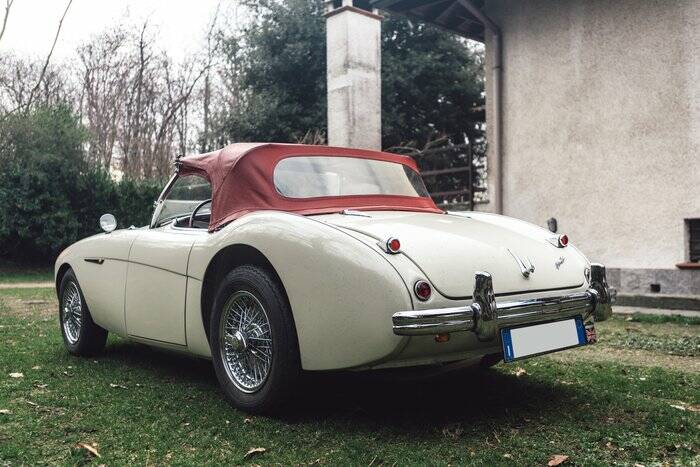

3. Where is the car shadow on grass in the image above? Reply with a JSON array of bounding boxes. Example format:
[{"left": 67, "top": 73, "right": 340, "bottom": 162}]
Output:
[
  {"left": 97, "top": 339, "right": 217, "bottom": 387},
  {"left": 289, "top": 368, "right": 577, "bottom": 428},
  {"left": 92, "top": 339, "right": 578, "bottom": 432}
]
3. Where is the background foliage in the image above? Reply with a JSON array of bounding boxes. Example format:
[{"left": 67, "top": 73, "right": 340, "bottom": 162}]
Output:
[
  {"left": 0, "top": 0, "right": 485, "bottom": 264},
  {"left": 218, "top": 0, "right": 328, "bottom": 144},
  {"left": 0, "top": 106, "right": 161, "bottom": 263},
  {"left": 219, "top": 0, "right": 484, "bottom": 150}
]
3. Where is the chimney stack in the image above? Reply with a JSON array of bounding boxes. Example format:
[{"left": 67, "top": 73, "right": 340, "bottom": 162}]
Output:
[{"left": 325, "top": 0, "right": 382, "bottom": 150}]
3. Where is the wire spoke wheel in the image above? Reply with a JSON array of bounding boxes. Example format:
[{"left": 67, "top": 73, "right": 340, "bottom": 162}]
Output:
[
  {"left": 61, "top": 281, "right": 83, "bottom": 345},
  {"left": 219, "top": 291, "right": 273, "bottom": 393}
]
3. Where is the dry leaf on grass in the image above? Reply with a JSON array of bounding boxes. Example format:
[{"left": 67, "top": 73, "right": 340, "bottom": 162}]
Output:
[
  {"left": 548, "top": 454, "right": 569, "bottom": 466},
  {"left": 9, "top": 372, "right": 24, "bottom": 378},
  {"left": 244, "top": 447, "right": 266, "bottom": 459},
  {"left": 75, "top": 442, "right": 101, "bottom": 458},
  {"left": 514, "top": 367, "right": 528, "bottom": 377},
  {"left": 109, "top": 383, "right": 127, "bottom": 389},
  {"left": 441, "top": 423, "right": 463, "bottom": 439}
]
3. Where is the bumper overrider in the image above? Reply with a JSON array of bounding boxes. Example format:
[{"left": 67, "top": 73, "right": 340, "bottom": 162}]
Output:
[{"left": 392, "top": 264, "right": 614, "bottom": 341}]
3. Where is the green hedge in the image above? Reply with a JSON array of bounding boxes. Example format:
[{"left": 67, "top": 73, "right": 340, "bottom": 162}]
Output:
[{"left": 0, "top": 106, "right": 163, "bottom": 264}]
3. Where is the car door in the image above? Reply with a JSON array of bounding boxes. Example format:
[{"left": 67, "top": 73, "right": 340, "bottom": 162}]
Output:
[{"left": 124, "top": 174, "right": 212, "bottom": 346}]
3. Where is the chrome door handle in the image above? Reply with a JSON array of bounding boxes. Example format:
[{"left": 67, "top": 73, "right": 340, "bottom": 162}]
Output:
[{"left": 84, "top": 258, "right": 105, "bottom": 265}]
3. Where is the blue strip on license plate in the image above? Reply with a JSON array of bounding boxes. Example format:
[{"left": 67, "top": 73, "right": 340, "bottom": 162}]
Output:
[{"left": 501, "top": 317, "right": 589, "bottom": 363}]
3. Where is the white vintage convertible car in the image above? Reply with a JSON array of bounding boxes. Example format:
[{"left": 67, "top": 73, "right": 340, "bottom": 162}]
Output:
[{"left": 55, "top": 143, "right": 613, "bottom": 412}]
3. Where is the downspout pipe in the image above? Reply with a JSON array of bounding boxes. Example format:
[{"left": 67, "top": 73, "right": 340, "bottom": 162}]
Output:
[{"left": 457, "top": 0, "right": 503, "bottom": 214}]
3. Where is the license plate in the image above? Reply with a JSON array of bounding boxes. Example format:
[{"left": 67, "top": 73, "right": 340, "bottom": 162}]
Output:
[{"left": 501, "top": 317, "right": 593, "bottom": 362}]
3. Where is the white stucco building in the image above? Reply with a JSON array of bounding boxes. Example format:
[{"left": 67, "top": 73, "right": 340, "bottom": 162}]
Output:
[{"left": 327, "top": 0, "right": 699, "bottom": 303}]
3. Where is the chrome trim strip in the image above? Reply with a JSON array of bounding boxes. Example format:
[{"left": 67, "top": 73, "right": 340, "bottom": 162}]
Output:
[
  {"left": 392, "top": 263, "right": 613, "bottom": 339},
  {"left": 82, "top": 256, "right": 188, "bottom": 278},
  {"left": 341, "top": 209, "right": 372, "bottom": 217}
]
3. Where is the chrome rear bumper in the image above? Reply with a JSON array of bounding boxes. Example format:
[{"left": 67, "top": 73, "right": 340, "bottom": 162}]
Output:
[{"left": 392, "top": 263, "right": 614, "bottom": 341}]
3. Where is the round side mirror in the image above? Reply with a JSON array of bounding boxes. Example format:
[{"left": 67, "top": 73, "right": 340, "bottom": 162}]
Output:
[{"left": 99, "top": 214, "right": 117, "bottom": 233}]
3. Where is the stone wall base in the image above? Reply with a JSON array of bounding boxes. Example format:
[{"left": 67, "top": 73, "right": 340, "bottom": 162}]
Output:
[
  {"left": 614, "top": 294, "right": 700, "bottom": 311},
  {"left": 607, "top": 268, "right": 700, "bottom": 296}
]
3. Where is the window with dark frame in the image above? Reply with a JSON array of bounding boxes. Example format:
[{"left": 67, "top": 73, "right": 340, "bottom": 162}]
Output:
[{"left": 689, "top": 219, "right": 700, "bottom": 262}]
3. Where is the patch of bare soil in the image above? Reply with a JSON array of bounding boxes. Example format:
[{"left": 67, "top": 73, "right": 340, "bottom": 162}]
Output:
[
  {"left": 546, "top": 345, "right": 700, "bottom": 374},
  {"left": 0, "top": 296, "right": 57, "bottom": 319},
  {"left": 0, "top": 282, "right": 53, "bottom": 289}
]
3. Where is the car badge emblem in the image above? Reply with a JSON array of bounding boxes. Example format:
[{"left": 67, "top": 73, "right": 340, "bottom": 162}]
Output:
[
  {"left": 507, "top": 248, "right": 535, "bottom": 278},
  {"left": 555, "top": 256, "right": 566, "bottom": 270}
]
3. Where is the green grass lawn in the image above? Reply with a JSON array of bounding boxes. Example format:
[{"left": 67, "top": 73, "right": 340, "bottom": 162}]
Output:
[
  {"left": 0, "top": 261, "right": 53, "bottom": 284},
  {"left": 1, "top": 288, "right": 698, "bottom": 466}
]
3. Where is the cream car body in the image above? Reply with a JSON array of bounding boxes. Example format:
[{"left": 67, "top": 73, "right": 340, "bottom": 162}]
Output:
[
  {"left": 55, "top": 208, "right": 605, "bottom": 371},
  {"left": 55, "top": 143, "right": 614, "bottom": 411}
]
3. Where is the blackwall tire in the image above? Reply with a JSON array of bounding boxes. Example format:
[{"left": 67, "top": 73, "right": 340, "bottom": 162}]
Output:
[
  {"left": 210, "top": 265, "right": 300, "bottom": 414},
  {"left": 58, "top": 269, "right": 108, "bottom": 356}
]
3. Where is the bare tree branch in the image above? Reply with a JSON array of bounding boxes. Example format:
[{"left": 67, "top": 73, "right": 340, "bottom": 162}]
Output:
[
  {"left": 0, "top": 0, "right": 14, "bottom": 45},
  {"left": 202, "top": 1, "right": 222, "bottom": 151},
  {"left": 2, "top": 3, "right": 218, "bottom": 176},
  {"left": 24, "top": 0, "right": 73, "bottom": 109}
]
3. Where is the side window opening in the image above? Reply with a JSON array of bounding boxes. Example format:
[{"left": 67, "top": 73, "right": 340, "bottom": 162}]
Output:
[{"left": 154, "top": 174, "right": 212, "bottom": 228}]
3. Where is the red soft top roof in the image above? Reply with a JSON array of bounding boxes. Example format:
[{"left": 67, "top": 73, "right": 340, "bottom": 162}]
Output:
[{"left": 178, "top": 143, "right": 441, "bottom": 231}]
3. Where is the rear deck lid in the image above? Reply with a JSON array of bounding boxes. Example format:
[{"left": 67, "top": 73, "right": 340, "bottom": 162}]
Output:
[{"left": 316, "top": 211, "right": 586, "bottom": 298}]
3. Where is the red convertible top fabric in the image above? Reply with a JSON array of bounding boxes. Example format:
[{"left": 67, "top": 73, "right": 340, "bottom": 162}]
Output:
[{"left": 178, "top": 143, "right": 441, "bottom": 231}]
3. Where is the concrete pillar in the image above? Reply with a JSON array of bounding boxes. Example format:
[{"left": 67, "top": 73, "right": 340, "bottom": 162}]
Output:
[{"left": 325, "top": 1, "right": 382, "bottom": 150}]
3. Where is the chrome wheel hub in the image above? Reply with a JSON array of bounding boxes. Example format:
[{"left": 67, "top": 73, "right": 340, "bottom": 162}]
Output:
[
  {"left": 219, "top": 291, "right": 273, "bottom": 393},
  {"left": 61, "top": 282, "right": 82, "bottom": 344},
  {"left": 228, "top": 330, "right": 247, "bottom": 352}
]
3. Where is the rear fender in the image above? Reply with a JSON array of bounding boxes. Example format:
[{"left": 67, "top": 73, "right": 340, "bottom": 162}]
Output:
[{"left": 188, "top": 212, "right": 412, "bottom": 370}]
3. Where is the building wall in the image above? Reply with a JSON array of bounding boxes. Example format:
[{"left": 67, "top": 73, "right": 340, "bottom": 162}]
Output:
[{"left": 479, "top": 0, "right": 699, "bottom": 282}]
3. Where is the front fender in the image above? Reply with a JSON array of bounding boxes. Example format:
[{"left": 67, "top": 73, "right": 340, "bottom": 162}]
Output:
[
  {"left": 53, "top": 230, "right": 138, "bottom": 336},
  {"left": 188, "top": 212, "right": 413, "bottom": 370}
]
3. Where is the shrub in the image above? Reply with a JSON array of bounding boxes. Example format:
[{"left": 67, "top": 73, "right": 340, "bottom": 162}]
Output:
[
  {"left": 113, "top": 178, "right": 163, "bottom": 228},
  {"left": 0, "top": 106, "right": 163, "bottom": 264}
]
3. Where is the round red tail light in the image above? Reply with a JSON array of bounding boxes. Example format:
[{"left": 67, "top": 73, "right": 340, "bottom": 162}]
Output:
[
  {"left": 434, "top": 333, "right": 450, "bottom": 343},
  {"left": 414, "top": 280, "right": 432, "bottom": 301},
  {"left": 386, "top": 237, "right": 401, "bottom": 254},
  {"left": 558, "top": 234, "right": 569, "bottom": 247}
]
